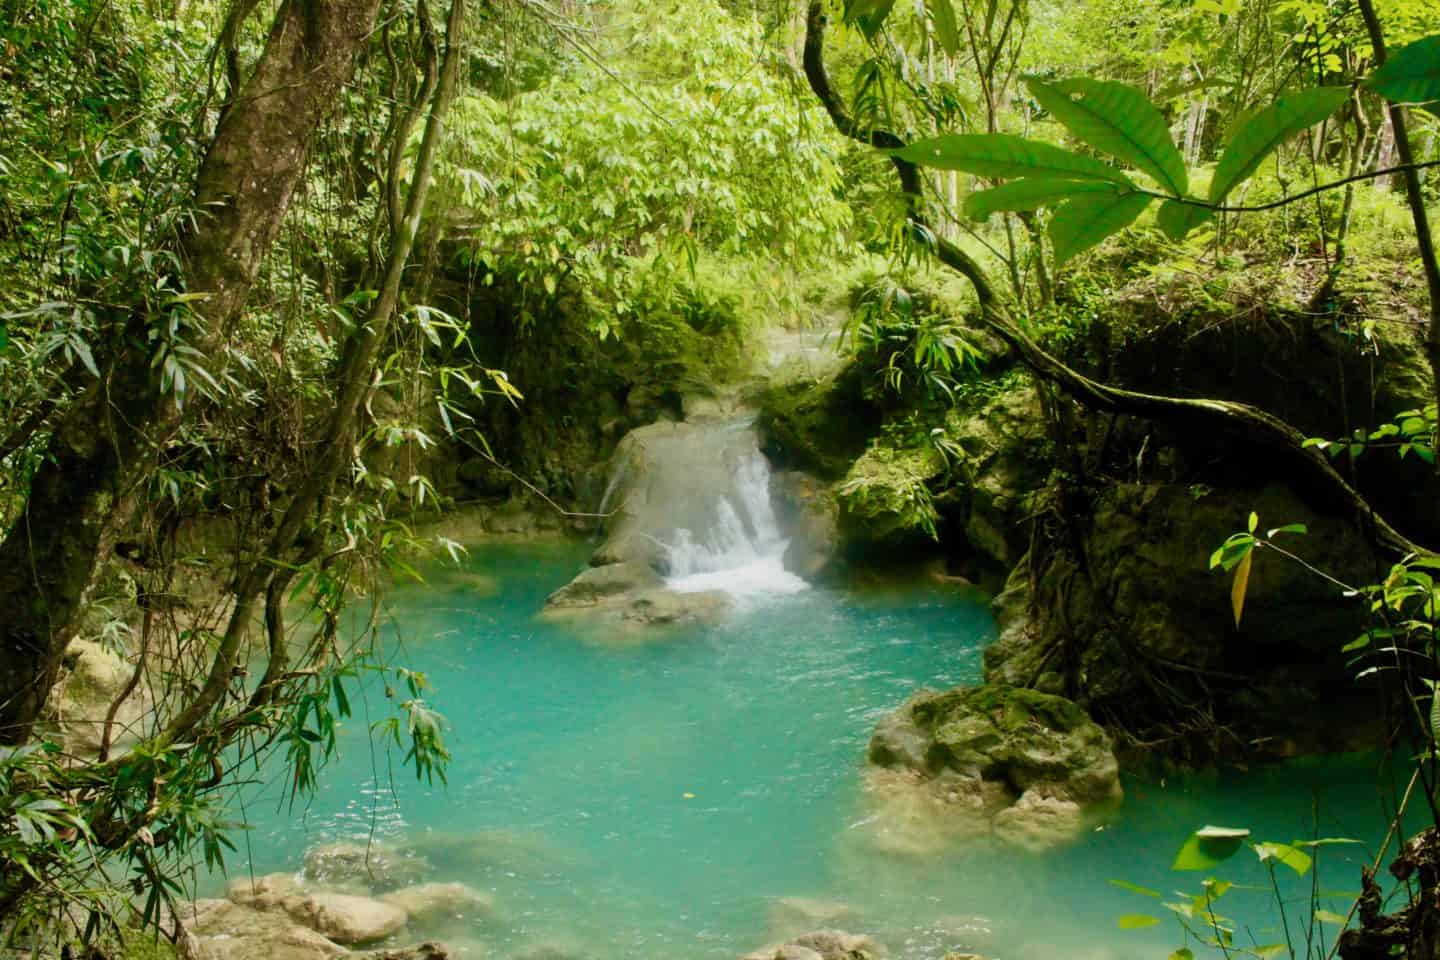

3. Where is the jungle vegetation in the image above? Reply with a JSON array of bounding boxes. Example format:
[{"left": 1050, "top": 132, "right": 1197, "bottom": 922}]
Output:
[{"left": 1, "top": 0, "right": 1438, "bottom": 956}]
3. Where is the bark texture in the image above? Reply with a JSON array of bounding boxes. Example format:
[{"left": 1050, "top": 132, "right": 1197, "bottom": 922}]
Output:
[{"left": 0, "top": 0, "right": 382, "bottom": 744}]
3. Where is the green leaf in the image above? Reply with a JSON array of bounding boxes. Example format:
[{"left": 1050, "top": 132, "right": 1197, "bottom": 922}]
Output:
[
  {"left": 893, "top": 134, "right": 1135, "bottom": 184},
  {"left": 1170, "top": 951, "right": 1195, "bottom": 960},
  {"left": 1209, "top": 87, "right": 1349, "bottom": 203},
  {"left": 1253, "top": 841, "right": 1313, "bottom": 876},
  {"left": 1231, "top": 548, "right": 1253, "bottom": 628},
  {"left": 964, "top": 179, "right": 1122, "bottom": 219},
  {"left": 1174, "top": 826, "right": 1251, "bottom": 870},
  {"left": 1109, "top": 879, "right": 1163, "bottom": 898},
  {"left": 1314, "top": 909, "right": 1349, "bottom": 926},
  {"left": 1118, "top": 914, "right": 1161, "bottom": 929},
  {"left": 1254, "top": 945, "right": 1288, "bottom": 958},
  {"left": 1048, "top": 190, "right": 1152, "bottom": 265},
  {"left": 0, "top": 319, "right": 8, "bottom": 353},
  {"left": 926, "top": 0, "right": 961, "bottom": 57},
  {"left": 1266, "top": 523, "right": 1308, "bottom": 538},
  {"left": 1027, "top": 77, "right": 1189, "bottom": 196},
  {"left": 1366, "top": 35, "right": 1440, "bottom": 104},
  {"left": 846, "top": 0, "right": 898, "bottom": 39},
  {"left": 1156, "top": 199, "right": 1214, "bottom": 241}
]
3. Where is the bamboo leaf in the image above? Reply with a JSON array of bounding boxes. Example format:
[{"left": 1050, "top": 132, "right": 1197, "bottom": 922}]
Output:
[
  {"left": 893, "top": 133, "right": 1135, "bottom": 184},
  {"left": 964, "top": 178, "right": 1121, "bottom": 219},
  {"left": 1027, "top": 77, "right": 1189, "bottom": 196},
  {"left": 1231, "top": 548, "right": 1253, "bottom": 628},
  {"left": 845, "top": 0, "right": 898, "bottom": 39},
  {"left": 1209, "top": 87, "right": 1349, "bottom": 203},
  {"left": 1366, "top": 35, "right": 1440, "bottom": 104},
  {"left": 926, "top": 0, "right": 961, "bottom": 57},
  {"left": 1156, "top": 199, "right": 1214, "bottom": 241},
  {"left": 1048, "top": 190, "right": 1153, "bottom": 265},
  {"left": 1118, "top": 914, "right": 1161, "bottom": 929},
  {"left": 1110, "top": 879, "right": 1163, "bottom": 898}
]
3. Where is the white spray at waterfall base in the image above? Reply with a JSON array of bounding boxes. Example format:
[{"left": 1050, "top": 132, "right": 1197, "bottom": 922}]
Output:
[
  {"left": 663, "top": 447, "right": 809, "bottom": 598},
  {"left": 594, "top": 417, "right": 810, "bottom": 602}
]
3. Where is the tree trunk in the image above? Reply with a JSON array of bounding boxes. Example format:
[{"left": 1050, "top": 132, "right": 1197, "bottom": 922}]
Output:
[{"left": 0, "top": 0, "right": 382, "bottom": 745}]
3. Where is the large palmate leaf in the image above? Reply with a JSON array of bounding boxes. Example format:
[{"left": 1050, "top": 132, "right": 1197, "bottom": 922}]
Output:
[
  {"left": 894, "top": 133, "right": 1134, "bottom": 184},
  {"left": 927, "top": 0, "right": 961, "bottom": 56},
  {"left": 1048, "top": 190, "right": 1152, "bottom": 264},
  {"left": 1027, "top": 78, "right": 1189, "bottom": 197},
  {"left": 1209, "top": 87, "right": 1349, "bottom": 203},
  {"left": 1366, "top": 35, "right": 1440, "bottom": 104},
  {"left": 964, "top": 179, "right": 1123, "bottom": 220},
  {"left": 1156, "top": 198, "right": 1214, "bottom": 241}
]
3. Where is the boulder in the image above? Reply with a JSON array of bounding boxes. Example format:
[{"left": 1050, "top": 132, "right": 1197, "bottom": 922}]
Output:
[
  {"left": 228, "top": 872, "right": 301, "bottom": 908},
  {"left": 743, "top": 930, "right": 881, "bottom": 960},
  {"left": 178, "top": 898, "right": 346, "bottom": 960},
  {"left": 47, "top": 638, "right": 148, "bottom": 755},
  {"left": 545, "top": 562, "right": 664, "bottom": 608},
  {"left": 865, "top": 684, "right": 1120, "bottom": 849},
  {"left": 282, "top": 893, "right": 409, "bottom": 945},
  {"left": 302, "top": 841, "right": 431, "bottom": 892},
  {"left": 617, "top": 588, "right": 731, "bottom": 626},
  {"left": 378, "top": 883, "right": 494, "bottom": 923}
]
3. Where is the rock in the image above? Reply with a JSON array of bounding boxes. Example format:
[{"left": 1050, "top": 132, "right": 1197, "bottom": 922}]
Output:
[
  {"left": 940, "top": 383, "right": 1048, "bottom": 571},
  {"left": 743, "top": 930, "right": 882, "bottom": 960},
  {"left": 227, "top": 872, "right": 300, "bottom": 908},
  {"left": 836, "top": 442, "right": 947, "bottom": 546},
  {"left": 378, "top": 883, "right": 494, "bottom": 923},
  {"left": 302, "top": 841, "right": 431, "bottom": 892},
  {"left": 282, "top": 892, "right": 409, "bottom": 945},
  {"left": 758, "top": 365, "right": 879, "bottom": 481},
  {"left": 865, "top": 684, "right": 1120, "bottom": 849},
  {"left": 589, "top": 531, "right": 666, "bottom": 570},
  {"left": 990, "top": 792, "right": 1085, "bottom": 852},
  {"left": 985, "top": 482, "right": 1396, "bottom": 761},
  {"left": 618, "top": 588, "right": 731, "bottom": 625},
  {"left": 769, "top": 897, "right": 854, "bottom": 933},
  {"left": 178, "top": 898, "right": 346, "bottom": 960},
  {"left": 47, "top": 638, "right": 148, "bottom": 755},
  {"left": 774, "top": 471, "right": 840, "bottom": 579},
  {"left": 355, "top": 943, "right": 456, "bottom": 960},
  {"left": 544, "top": 562, "right": 664, "bottom": 608}
]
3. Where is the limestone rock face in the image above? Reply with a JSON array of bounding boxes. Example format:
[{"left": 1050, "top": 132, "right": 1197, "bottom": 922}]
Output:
[
  {"left": 545, "top": 562, "right": 664, "bottom": 608},
  {"left": 281, "top": 892, "right": 409, "bottom": 945},
  {"left": 985, "top": 482, "right": 1394, "bottom": 760},
  {"left": 865, "top": 684, "right": 1120, "bottom": 850},
  {"left": 774, "top": 471, "right": 840, "bottom": 580},
  {"left": 46, "top": 638, "right": 150, "bottom": 756},
  {"left": 742, "top": 929, "right": 882, "bottom": 960},
  {"left": 227, "top": 872, "right": 301, "bottom": 908}
]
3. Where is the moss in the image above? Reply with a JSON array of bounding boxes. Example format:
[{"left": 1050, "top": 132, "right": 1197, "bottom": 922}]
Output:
[
  {"left": 120, "top": 933, "right": 180, "bottom": 960},
  {"left": 912, "top": 683, "right": 1090, "bottom": 736},
  {"left": 757, "top": 363, "right": 878, "bottom": 480}
]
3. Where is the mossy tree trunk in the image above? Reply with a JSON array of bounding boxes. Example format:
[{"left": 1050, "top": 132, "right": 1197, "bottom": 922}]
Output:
[{"left": 0, "top": 0, "right": 383, "bottom": 744}]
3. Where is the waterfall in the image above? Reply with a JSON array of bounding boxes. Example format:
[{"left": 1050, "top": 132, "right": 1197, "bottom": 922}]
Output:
[{"left": 598, "top": 417, "right": 808, "bottom": 600}]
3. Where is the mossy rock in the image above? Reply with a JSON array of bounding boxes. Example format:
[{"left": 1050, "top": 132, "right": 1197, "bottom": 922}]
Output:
[
  {"left": 866, "top": 683, "right": 1121, "bottom": 850},
  {"left": 835, "top": 441, "right": 946, "bottom": 545},
  {"left": 757, "top": 364, "right": 879, "bottom": 481}
]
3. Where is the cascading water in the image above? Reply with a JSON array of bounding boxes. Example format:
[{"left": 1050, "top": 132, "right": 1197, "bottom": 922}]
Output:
[
  {"left": 662, "top": 441, "right": 808, "bottom": 597},
  {"left": 595, "top": 416, "right": 808, "bottom": 599}
]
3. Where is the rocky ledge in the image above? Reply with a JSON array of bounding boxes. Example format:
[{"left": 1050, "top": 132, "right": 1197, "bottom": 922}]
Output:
[
  {"left": 865, "top": 683, "right": 1122, "bottom": 851},
  {"left": 178, "top": 843, "right": 494, "bottom": 960}
]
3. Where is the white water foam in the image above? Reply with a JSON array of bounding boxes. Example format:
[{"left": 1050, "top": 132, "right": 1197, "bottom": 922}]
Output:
[{"left": 662, "top": 448, "right": 808, "bottom": 599}]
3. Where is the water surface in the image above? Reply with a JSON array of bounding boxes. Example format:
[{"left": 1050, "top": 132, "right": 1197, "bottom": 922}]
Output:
[{"left": 222, "top": 542, "right": 1395, "bottom": 960}]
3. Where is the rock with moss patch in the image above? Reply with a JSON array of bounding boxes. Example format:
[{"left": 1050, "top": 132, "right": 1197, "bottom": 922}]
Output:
[
  {"left": 742, "top": 930, "right": 882, "bottom": 960},
  {"left": 866, "top": 684, "right": 1120, "bottom": 849}
]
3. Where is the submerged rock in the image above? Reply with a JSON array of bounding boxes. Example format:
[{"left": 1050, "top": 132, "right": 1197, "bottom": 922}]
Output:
[
  {"left": 769, "top": 896, "right": 855, "bottom": 934},
  {"left": 742, "top": 929, "right": 882, "bottom": 960},
  {"left": 228, "top": 871, "right": 301, "bottom": 908},
  {"left": 545, "top": 561, "right": 664, "bottom": 607},
  {"left": 281, "top": 892, "right": 409, "bottom": 945},
  {"left": 865, "top": 684, "right": 1120, "bottom": 850},
  {"left": 301, "top": 841, "right": 431, "bottom": 893},
  {"left": 378, "top": 882, "right": 494, "bottom": 923}
]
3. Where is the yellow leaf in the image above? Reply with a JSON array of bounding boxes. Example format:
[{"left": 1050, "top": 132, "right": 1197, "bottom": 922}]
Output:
[{"left": 1231, "top": 550, "right": 1253, "bottom": 628}]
